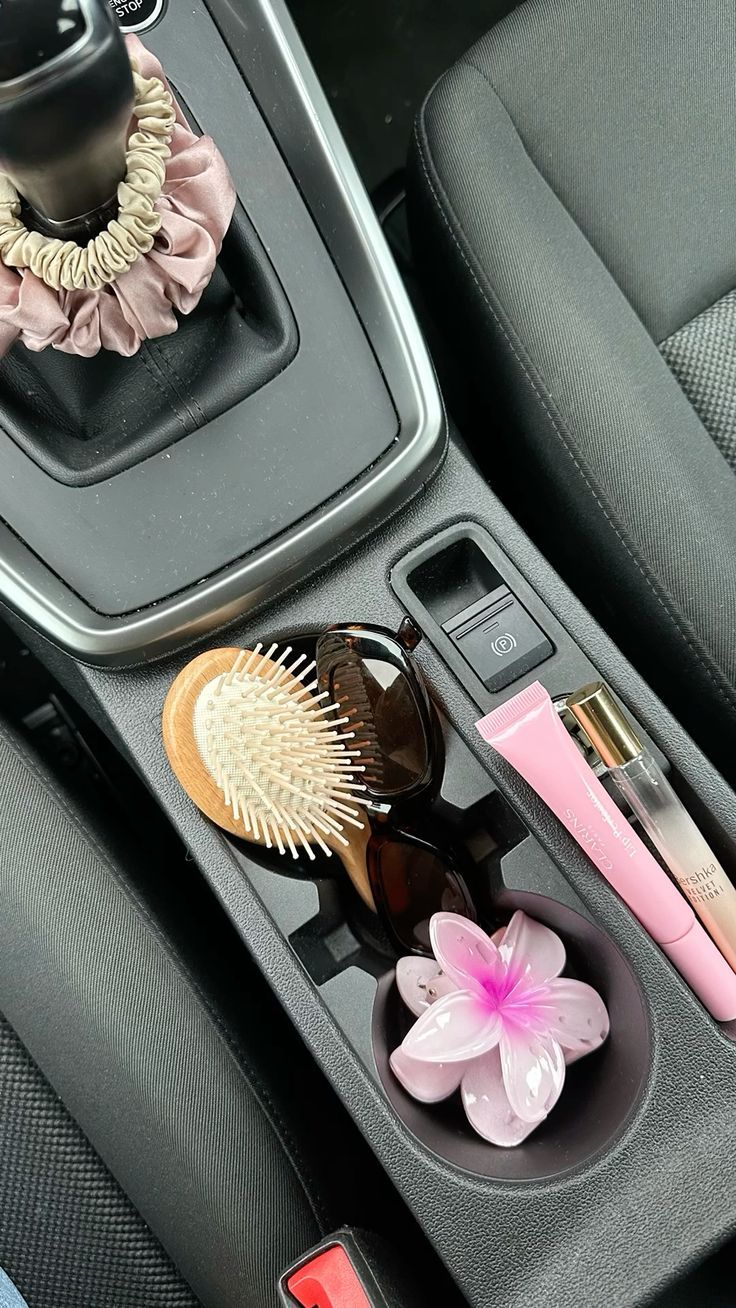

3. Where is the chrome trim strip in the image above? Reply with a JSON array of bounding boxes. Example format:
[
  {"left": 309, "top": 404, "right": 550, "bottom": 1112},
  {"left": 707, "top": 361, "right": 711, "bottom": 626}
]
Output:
[{"left": 0, "top": 0, "right": 445, "bottom": 664}]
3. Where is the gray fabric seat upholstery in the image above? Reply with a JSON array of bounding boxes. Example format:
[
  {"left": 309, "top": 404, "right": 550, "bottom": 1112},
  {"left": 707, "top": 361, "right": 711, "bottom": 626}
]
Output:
[
  {"left": 408, "top": 0, "right": 736, "bottom": 780},
  {"left": 0, "top": 715, "right": 372, "bottom": 1308}
]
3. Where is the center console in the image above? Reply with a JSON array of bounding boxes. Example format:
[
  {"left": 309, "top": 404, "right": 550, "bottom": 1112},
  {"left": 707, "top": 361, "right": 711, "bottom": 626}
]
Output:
[{"left": 3, "top": 2, "right": 736, "bottom": 1306}]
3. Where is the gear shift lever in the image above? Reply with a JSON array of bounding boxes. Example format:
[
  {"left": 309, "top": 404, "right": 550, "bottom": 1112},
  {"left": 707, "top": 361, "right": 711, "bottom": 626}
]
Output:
[
  {"left": 0, "top": 20, "right": 237, "bottom": 363},
  {"left": 0, "top": 0, "right": 134, "bottom": 240}
]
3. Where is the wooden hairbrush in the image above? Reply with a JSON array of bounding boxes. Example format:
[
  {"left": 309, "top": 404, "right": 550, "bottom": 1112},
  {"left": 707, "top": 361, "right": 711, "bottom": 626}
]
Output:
[{"left": 162, "top": 644, "right": 376, "bottom": 907}]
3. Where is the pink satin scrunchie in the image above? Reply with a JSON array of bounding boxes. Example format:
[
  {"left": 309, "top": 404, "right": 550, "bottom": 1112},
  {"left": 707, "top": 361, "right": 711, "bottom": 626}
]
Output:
[{"left": 0, "top": 36, "right": 237, "bottom": 358}]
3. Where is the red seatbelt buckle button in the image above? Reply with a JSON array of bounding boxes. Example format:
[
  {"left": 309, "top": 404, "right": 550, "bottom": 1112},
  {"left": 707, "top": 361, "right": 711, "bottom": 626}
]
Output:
[{"left": 286, "top": 1244, "right": 371, "bottom": 1308}]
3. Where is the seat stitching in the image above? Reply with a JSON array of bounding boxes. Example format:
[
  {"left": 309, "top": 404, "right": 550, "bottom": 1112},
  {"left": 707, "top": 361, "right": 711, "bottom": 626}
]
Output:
[
  {"left": 0, "top": 727, "right": 329, "bottom": 1232},
  {"left": 413, "top": 108, "right": 736, "bottom": 718}
]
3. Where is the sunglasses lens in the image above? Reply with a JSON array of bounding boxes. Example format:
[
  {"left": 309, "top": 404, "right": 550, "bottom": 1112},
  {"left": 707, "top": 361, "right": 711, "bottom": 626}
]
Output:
[
  {"left": 318, "top": 634, "right": 431, "bottom": 798},
  {"left": 373, "top": 838, "right": 474, "bottom": 954},
  {"left": 360, "top": 656, "right": 429, "bottom": 794}
]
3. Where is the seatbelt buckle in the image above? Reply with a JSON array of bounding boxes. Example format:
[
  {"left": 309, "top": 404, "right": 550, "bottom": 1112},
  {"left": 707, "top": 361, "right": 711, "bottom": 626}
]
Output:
[{"left": 279, "top": 1228, "right": 423, "bottom": 1308}]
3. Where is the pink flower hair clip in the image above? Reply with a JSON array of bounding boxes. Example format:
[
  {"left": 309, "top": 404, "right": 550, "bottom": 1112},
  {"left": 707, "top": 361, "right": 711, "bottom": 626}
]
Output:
[{"left": 390, "top": 911, "right": 609, "bottom": 1147}]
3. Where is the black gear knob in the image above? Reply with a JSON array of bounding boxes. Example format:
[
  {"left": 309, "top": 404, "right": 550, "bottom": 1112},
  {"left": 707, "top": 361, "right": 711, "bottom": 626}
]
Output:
[{"left": 0, "top": 0, "right": 134, "bottom": 236}]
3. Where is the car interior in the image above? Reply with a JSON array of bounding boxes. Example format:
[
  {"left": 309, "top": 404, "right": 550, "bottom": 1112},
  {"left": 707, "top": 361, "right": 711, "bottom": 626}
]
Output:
[{"left": 1, "top": 1, "right": 736, "bottom": 1306}]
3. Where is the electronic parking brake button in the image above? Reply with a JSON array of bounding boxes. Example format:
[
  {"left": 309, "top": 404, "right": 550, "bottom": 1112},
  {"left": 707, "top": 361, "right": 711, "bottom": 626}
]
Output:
[{"left": 442, "top": 584, "right": 553, "bottom": 692}]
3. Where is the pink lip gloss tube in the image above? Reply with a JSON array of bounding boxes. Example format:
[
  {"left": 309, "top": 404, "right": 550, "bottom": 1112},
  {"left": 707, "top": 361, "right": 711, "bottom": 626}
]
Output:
[{"left": 476, "top": 681, "right": 736, "bottom": 1022}]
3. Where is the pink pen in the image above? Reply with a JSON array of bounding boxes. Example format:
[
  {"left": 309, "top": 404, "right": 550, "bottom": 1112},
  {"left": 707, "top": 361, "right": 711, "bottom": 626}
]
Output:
[{"left": 476, "top": 681, "right": 736, "bottom": 1022}]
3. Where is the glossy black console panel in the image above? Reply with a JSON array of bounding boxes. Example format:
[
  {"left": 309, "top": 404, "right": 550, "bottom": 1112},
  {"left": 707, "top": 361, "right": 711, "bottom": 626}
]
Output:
[
  {"left": 0, "top": 0, "right": 444, "bottom": 659},
  {"left": 12, "top": 437, "right": 736, "bottom": 1308}
]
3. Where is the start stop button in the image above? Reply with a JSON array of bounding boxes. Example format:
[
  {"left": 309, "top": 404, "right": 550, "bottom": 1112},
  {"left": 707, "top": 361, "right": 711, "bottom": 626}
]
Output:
[{"left": 108, "top": 0, "right": 166, "bottom": 34}]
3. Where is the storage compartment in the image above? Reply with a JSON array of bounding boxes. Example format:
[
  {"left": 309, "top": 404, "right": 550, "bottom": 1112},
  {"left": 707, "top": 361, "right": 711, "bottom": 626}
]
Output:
[
  {"left": 373, "top": 891, "right": 649, "bottom": 1181},
  {"left": 405, "top": 536, "right": 509, "bottom": 624},
  {"left": 196, "top": 620, "right": 654, "bottom": 1183},
  {"left": 191, "top": 601, "right": 736, "bottom": 1195}
]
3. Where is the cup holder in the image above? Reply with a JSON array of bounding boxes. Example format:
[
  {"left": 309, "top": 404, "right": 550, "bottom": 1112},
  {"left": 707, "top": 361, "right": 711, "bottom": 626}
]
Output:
[{"left": 372, "top": 891, "right": 651, "bottom": 1182}]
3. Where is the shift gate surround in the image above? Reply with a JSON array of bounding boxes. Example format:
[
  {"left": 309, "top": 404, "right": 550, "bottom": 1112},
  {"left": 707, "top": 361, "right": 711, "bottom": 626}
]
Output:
[{"left": 0, "top": 0, "right": 445, "bottom": 663}]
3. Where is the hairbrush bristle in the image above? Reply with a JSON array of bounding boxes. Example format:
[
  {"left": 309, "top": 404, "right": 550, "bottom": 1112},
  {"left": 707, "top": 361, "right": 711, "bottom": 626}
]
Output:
[{"left": 192, "top": 643, "right": 367, "bottom": 859}]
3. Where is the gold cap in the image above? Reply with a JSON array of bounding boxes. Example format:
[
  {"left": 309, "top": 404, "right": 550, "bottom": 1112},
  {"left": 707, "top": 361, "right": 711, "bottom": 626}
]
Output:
[{"left": 567, "top": 682, "right": 642, "bottom": 768}]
